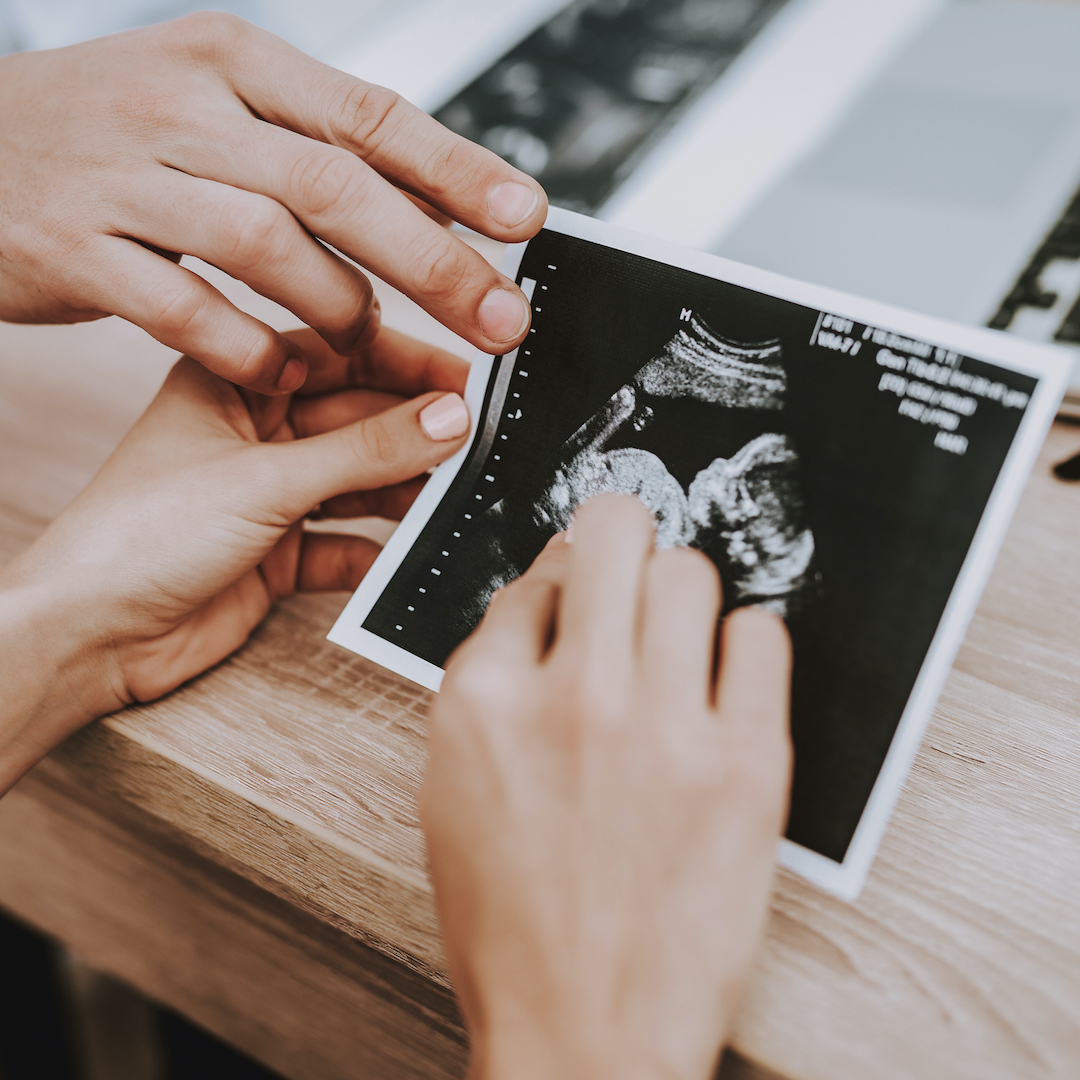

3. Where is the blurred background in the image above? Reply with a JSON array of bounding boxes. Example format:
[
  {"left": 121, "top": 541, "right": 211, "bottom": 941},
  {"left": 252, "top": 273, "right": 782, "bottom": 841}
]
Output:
[
  {"left": 0, "top": 0, "right": 389, "bottom": 58},
  {"left": 0, "top": 0, "right": 790, "bottom": 214}
]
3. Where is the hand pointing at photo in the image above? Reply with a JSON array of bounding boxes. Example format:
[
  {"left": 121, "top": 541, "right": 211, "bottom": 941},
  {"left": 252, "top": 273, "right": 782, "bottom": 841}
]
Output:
[{"left": 422, "top": 495, "right": 793, "bottom": 1080}]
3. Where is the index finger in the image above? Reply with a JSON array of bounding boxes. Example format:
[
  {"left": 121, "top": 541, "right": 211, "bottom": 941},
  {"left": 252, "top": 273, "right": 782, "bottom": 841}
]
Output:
[
  {"left": 206, "top": 16, "right": 547, "bottom": 242},
  {"left": 456, "top": 532, "right": 571, "bottom": 669}
]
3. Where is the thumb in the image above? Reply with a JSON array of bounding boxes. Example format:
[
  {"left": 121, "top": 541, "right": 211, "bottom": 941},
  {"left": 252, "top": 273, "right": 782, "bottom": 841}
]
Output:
[{"left": 266, "top": 390, "right": 470, "bottom": 519}]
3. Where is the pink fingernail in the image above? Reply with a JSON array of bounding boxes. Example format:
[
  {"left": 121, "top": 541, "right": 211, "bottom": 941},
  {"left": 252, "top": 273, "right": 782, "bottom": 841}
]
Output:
[
  {"left": 479, "top": 288, "right": 530, "bottom": 344},
  {"left": 420, "top": 394, "right": 469, "bottom": 441},
  {"left": 488, "top": 181, "right": 538, "bottom": 228},
  {"left": 277, "top": 355, "right": 307, "bottom": 393}
]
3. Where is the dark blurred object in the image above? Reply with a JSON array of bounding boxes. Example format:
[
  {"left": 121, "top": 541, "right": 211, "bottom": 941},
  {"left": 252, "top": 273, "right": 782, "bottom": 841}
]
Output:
[
  {"left": 0, "top": 911, "right": 78, "bottom": 1080},
  {"left": 436, "top": 0, "right": 788, "bottom": 213},
  {"left": 0, "top": 909, "right": 281, "bottom": 1080},
  {"left": 990, "top": 180, "right": 1080, "bottom": 343},
  {"left": 1052, "top": 448, "right": 1080, "bottom": 480},
  {"left": 717, "top": 1047, "right": 791, "bottom": 1079},
  {"left": 159, "top": 1010, "right": 284, "bottom": 1080}
]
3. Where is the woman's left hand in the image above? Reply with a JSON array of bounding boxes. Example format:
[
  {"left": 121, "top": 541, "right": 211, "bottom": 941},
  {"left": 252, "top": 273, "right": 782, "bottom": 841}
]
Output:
[{"left": 0, "top": 325, "right": 470, "bottom": 789}]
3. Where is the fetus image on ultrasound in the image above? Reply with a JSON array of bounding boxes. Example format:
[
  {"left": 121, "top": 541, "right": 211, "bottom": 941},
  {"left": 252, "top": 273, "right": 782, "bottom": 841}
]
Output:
[{"left": 454, "top": 314, "right": 819, "bottom": 638}]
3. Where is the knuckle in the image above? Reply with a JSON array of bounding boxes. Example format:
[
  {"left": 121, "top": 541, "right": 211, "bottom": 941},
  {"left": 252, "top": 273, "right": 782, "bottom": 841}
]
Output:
[
  {"left": 171, "top": 10, "right": 250, "bottom": 58},
  {"left": 338, "top": 82, "right": 403, "bottom": 149},
  {"left": 417, "top": 137, "right": 486, "bottom": 199},
  {"left": 218, "top": 196, "right": 290, "bottom": 272},
  {"left": 143, "top": 279, "right": 208, "bottom": 339},
  {"left": 227, "top": 325, "right": 280, "bottom": 385},
  {"left": 414, "top": 234, "right": 471, "bottom": 303},
  {"left": 325, "top": 270, "right": 375, "bottom": 339},
  {"left": 289, "top": 148, "right": 359, "bottom": 221},
  {"left": 353, "top": 418, "right": 400, "bottom": 471}
]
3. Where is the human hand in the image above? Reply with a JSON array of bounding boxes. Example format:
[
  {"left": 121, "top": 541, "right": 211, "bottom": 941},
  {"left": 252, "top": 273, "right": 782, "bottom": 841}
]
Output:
[
  {"left": 0, "top": 13, "right": 546, "bottom": 393},
  {"left": 0, "top": 326, "right": 469, "bottom": 792},
  {"left": 421, "top": 496, "right": 793, "bottom": 1080}
]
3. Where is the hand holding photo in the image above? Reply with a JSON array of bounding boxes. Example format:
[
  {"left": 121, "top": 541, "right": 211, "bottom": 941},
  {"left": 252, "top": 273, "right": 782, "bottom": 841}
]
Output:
[{"left": 328, "top": 207, "right": 1071, "bottom": 900}]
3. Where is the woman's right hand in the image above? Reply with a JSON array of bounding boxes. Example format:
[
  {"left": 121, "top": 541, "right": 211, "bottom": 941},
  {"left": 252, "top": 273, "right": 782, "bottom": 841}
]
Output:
[{"left": 421, "top": 495, "right": 793, "bottom": 1080}]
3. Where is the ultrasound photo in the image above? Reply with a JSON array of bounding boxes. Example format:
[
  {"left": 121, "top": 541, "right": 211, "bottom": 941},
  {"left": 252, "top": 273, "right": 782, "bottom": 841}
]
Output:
[
  {"left": 351, "top": 222, "right": 1046, "bottom": 875},
  {"left": 440, "top": 313, "right": 820, "bottom": 644},
  {"left": 435, "top": 0, "right": 790, "bottom": 212}
]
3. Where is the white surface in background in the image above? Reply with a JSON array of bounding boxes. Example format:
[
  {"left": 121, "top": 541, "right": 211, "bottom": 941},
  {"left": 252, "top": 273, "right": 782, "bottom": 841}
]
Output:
[
  {"left": 327, "top": 0, "right": 569, "bottom": 112},
  {"left": 0, "top": 0, "right": 397, "bottom": 58},
  {"left": 599, "top": 0, "right": 945, "bottom": 248}
]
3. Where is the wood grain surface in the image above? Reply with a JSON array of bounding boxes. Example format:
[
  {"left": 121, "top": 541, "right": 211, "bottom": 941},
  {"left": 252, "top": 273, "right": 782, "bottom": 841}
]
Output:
[{"left": 1, "top": 237, "right": 1080, "bottom": 1080}]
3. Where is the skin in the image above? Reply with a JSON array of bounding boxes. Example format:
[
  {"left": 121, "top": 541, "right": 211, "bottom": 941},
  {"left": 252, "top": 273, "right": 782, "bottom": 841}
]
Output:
[
  {"left": 0, "top": 23, "right": 792, "bottom": 1059},
  {"left": 0, "top": 369, "right": 792, "bottom": 1079},
  {"left": 0, "top": 12, "right": 547, "bottom": 394},
  {"left": 423, "top": 496, "right": 793, "bottom": 1080},
  {"left": 0, "top": 326, "right": 470, "bottom": 793}
]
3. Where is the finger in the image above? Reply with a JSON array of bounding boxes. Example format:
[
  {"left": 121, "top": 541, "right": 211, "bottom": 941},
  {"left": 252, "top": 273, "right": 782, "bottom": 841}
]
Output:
[
  {"left": 83, "top": 237, "right": 307, "bottom": 394},
  {"left": 640, "top": 546, "right": 722, "bottom": 709},
  {"left": 297, "top": 532, "right": 383, "bottom": 591},
  {"left": 119, "top": 169, "right": 378, "bottom": 358},
  {"left": 289, "top": 388, "right": 405, "bottom": 437},
  {"left": 195, "top": 121, "right": 533, "bottom": 355},
  {"left": 269, "top": 390, "right": 470, "bottom": 519},
  {"left": 556, "top": 495, "right": 656, "bottom": 672},
  {"left": 188, "top": 14, "right": 546, "bottom": 240},
  {"left": 316, "top": 475, "right": 427, "bottom": 520},
  {"left": 458, "top": 532, "right": 571, "bottom": 666},
  {"left": 284, "top": 325, "right": 469, "bottom": 399},
  {"left": 714, "top": 607, "right": 793, "bottom": 739}
]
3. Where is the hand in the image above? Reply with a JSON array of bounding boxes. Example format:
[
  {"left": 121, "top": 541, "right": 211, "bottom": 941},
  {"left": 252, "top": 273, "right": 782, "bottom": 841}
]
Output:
[
  {"left": 0, "top": 326, "right": 470, "bottom": 792},
  {"left": 0, "top": 13, "right": 546, "bottom": 393},
  {"left": 421, "top": 496, "right": 792, "bottom": 1080}
]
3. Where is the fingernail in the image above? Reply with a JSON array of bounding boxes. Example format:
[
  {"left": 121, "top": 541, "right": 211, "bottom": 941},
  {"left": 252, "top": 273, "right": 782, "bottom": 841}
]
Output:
[
  {"left": 479, "top": 288, "right": 530, "bottom": 344},
  {"left": 277, "top": 355, "right": 307, "bottom": 393},
  {"left": 488, "top": 181, "right": 539, "bottom": 228},
  {"left": 420, "top": 393, "right": 469, "bottom": 441}
]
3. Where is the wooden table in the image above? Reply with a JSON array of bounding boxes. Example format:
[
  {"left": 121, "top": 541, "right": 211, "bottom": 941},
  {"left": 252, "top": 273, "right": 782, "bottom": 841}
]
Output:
[{"left": 2, "top": 239, "right": 1080, "bottom": 1080}]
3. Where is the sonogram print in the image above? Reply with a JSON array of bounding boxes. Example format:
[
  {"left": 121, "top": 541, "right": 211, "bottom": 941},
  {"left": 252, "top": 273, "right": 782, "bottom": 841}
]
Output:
[
  {"left": 459, "top": 314, "right": 818, "bottom": 632},
  {"left": 358, "top": 224, "right": 1041, "bottom": 866}
]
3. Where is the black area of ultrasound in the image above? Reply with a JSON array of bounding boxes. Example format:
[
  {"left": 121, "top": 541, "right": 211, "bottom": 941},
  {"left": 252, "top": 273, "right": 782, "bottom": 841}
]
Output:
[
  {"left": 433, "top": 0, "right": 790, "bottom": 213},
  {"left": 364, "top": 229, "right": 1036, "bottom": 864}
]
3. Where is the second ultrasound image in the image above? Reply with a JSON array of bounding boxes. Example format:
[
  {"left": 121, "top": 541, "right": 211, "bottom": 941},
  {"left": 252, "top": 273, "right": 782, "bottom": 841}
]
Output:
[{"left": 435, "top": 0, "right": 790, "bottom": 212}]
